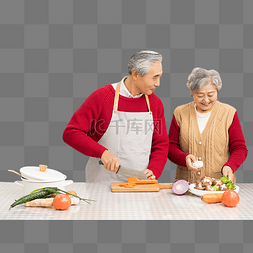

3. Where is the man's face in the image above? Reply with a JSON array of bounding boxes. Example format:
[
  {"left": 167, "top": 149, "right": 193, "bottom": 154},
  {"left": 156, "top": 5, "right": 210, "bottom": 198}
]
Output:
[{"left": 135, "top": 62, "right": 163, "bottom": 95}]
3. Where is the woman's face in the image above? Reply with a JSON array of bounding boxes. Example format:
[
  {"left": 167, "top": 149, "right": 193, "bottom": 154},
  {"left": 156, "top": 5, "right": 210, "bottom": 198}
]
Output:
[{"left": 192, "top": 81, "right": 218, "bottom": 113}]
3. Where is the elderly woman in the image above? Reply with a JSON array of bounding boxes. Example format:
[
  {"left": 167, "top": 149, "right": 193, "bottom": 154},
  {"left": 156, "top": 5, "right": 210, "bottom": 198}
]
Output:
[{"left": 168, "top": 67, "right": 248, "bottom": 184}]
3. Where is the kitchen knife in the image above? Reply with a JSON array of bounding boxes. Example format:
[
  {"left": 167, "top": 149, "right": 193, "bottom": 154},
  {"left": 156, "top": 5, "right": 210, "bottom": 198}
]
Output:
[{"left": 98, "top": 160, "right": 147, "bottom": 179}]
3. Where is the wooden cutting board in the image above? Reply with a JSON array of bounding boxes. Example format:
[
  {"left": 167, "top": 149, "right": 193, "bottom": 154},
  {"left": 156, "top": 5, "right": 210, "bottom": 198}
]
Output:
[{"left": 111, "top": 182, "right": 173, "bottom": 192}]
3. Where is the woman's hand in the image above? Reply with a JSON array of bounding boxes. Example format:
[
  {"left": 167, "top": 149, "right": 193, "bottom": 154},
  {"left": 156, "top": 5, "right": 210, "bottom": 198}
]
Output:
[
  {"left": 101, "top": 150, "right": 120, "bottom": 173},
  {"left": 141, "top": 169, "right": 156, "bottom": 179},
  {"left": 222, "top": 165, "right": 234, "bottom": 182},
  {"left": 186, "top": 154, "right": 201, "bottom": 172}
]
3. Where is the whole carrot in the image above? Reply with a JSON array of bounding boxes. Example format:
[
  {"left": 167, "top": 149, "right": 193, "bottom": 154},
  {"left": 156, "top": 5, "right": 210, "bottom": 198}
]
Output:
[{"left": 201, "top": 193, "right": 223, "bottom": 203}]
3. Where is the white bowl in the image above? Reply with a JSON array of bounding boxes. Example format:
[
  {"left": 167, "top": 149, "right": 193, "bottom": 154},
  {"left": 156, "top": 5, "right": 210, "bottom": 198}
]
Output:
[{"left": 189, "top": 183, "right": 239, "bottom": 197}]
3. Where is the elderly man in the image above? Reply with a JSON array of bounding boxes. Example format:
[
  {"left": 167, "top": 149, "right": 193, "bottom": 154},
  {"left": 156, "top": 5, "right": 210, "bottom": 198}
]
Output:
[{"left": 63, "top": 50, "right": 169, "bottom": 182}]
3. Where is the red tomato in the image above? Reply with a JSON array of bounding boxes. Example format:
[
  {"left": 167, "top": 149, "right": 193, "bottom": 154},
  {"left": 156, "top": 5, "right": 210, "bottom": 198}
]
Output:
[
  {"left": 222, "top": 190, "right": 240, "bottom": 207},
  {"left": 53, "top": 194, "right": 71, "bottom": 210}
]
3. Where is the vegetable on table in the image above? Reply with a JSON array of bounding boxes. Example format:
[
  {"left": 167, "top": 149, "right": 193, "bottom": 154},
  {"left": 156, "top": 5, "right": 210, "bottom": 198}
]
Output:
[
  {"left": 70, "top": 196, "right": 80, "bottom": 205},
  {"left": 9, "top": 188, "right": 57, "bottom": 210},
  {"left": 220, "top": 175, "right": 230, "bottom": 184},
  {"left": 26, "top": 196, "right": 80, "bottom": 207},
  {"left": 222, "top": 190, "right": 240, "bottom": 207},
  {"left": 201, "top": 189, "right": 240, "bottom": 207},
  {"left": 201, "top": 193, "right": 223, "bottom": 203},
  {"left": 53, "top": 194, "right": 71, "bottom": 210},
  {"left": 172, "top": 180, "right": 190, "bottom": 195},
  {"left": 119, "top": 183, "right": 136, "bottom": 188},
  {"left": 205, "top": 185, "right": 215, "bottom": 191},
  {"left": 9, "top": 187, "right": 95, "bottom": 210},
  {"left": 67, "top": 190, "right": 77, "bottom": 196},
  {"left": 212, "top": 185, "right": 220, "bottom": 191},
  {"left": 25, "top": 198, "right": 54, "bottom": 207},
  {"left": 195, "top": 175, "right": 236, "bottom": 191},
  {"left": 127, "top": 177, "right": 157, "bottom": 184},
  {"left": 220, "top": 175, "right": 236, "bottom": 190}
]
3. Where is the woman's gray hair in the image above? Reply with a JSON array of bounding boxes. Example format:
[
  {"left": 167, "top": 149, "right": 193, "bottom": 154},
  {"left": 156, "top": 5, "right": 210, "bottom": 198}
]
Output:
[
  {"left": 128, "top": 50, "right": 162, "bottom": 76},
  {"left": 186, "top": 67, "right": 222, "bottom": 95}
]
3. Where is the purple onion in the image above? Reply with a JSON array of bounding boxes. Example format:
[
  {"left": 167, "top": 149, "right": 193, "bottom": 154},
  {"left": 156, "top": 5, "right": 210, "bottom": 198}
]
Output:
[{"left": 172, "top": 180, "right": 190, "bottom": 195}]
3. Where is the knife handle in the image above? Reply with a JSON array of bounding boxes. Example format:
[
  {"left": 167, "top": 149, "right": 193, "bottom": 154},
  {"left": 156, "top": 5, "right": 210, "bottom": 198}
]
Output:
[
  {"left": 99, "top": 160, "right": 121, "bottom": 174},
  {"left": 115, "top": 165, "right": 121, "bottom": 174}
]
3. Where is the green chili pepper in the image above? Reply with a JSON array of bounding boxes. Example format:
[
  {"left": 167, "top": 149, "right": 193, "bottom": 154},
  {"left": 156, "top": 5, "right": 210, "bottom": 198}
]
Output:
[{"left": 9, "top": 188, "right": 56, "bottom": 210}]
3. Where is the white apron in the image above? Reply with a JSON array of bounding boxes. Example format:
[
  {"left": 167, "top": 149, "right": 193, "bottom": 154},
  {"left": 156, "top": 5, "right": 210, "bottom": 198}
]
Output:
[{"left": 85, "top": 82, "right": 154, "bottom": 182}]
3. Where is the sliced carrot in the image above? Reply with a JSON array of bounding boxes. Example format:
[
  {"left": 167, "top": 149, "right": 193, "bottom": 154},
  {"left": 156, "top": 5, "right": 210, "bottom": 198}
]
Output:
[
  {"left": 128, "top": 177, "right": 157, "bottom": 184},
  {"left": 119, "top": 183, "right": 128, "bottom": 186},
  {"left": 127, "top": 177, "right": 138, "bottom": 184},
  {"left": 124, "top": 184, "right": 136, "bottom": 188},
  {"left": 119, "top": 183, "right": 135, "bottom": 188}
]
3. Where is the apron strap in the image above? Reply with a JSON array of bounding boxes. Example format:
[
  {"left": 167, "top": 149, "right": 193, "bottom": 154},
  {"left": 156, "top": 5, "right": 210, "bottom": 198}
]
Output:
[
  {"left": 145, "top": 94, "right": 151, "bottom": 112},
  {"left": 113, "top": 82, "right": 121, "bottom": 111},
  {"left": 113, "top": 81, "right": 151, "bottom": 112}
]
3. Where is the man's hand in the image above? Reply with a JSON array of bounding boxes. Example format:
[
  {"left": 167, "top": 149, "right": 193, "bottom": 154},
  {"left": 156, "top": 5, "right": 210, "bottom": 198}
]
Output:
[
  {"left": 141, "top": 169, "right": 156, "bottom": 179},
  {"left": 222, "top": 165, "right": 234, "bottom": 182},
  {"left": 101, "top": 150, "right": 120, "bottom": 173},
  {"left": 186, "top": 154, "right": 201, "bottom": 172}
]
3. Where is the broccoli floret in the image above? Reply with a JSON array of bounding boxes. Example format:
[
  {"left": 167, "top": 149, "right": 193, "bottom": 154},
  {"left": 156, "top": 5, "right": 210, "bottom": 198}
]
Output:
[
  {"left": 220, "top": 175, "right": 230, "bottom": 184},
  {"left": 212, "top": 185, "right": 220, "bottom": 191},
  {"left": 220, "top": 175, "right": 236, "bottom": 190},
  {"left": 227, "top": 182, "right": 236, "bottom": 190}
]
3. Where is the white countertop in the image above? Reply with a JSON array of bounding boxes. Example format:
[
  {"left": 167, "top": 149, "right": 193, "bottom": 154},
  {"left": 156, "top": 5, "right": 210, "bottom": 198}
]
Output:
[{"left": 1, "top": 182, "right": 253, "bottom": 220}]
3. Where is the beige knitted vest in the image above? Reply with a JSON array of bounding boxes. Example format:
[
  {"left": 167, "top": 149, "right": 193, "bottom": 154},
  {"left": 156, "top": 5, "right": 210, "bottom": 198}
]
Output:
[{"left": 174, "top": 101, "right": 236, "bottom": 183}]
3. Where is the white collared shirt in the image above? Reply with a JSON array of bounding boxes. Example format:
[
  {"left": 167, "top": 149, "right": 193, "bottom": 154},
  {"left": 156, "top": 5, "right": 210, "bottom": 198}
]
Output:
[
  {"left": 111, "top": 76, "right": 143, "bottom": 98},
  {"left": 194, "top": 103, "right": 214, "bottom": 134}
]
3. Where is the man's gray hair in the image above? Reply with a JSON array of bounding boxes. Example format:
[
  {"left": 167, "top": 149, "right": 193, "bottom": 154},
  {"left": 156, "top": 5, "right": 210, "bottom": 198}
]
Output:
[
  {"left": 128, "top": 50, "right": 162, "bottom": 76},
  {"left": 186, "top": 67, "right": 222, "bottom": 95}
]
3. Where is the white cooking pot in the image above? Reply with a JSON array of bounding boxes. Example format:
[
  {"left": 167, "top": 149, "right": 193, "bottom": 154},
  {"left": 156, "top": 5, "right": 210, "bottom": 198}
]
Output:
[
  {"left": 14, "top": 178, "right": 73, "bottom": 195},
  {"left": 14, "top": 166, "right": 73, "bottom": 195}
]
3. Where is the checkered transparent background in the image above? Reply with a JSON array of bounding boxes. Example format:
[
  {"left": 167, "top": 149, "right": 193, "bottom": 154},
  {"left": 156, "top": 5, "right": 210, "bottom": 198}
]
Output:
[
  {"left": 0, "top": 0, "right": 252, "bottom": 252},
  {"left": 0, "top": 220, "right": 253, "bottom": 253}
]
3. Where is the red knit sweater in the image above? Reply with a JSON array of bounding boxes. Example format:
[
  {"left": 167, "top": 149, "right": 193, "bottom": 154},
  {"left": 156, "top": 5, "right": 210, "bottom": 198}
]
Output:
[
  {"left": 168, "top": 111, "right": 248, "bottom": 173},
  {"left": 63, "top": 84, "right": 169, "bottom": 178}
]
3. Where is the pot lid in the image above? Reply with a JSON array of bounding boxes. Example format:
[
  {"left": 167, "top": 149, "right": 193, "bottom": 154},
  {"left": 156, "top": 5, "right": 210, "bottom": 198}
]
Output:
[{"left": 20, "top": 166, "right": 66, "bottom": 181}]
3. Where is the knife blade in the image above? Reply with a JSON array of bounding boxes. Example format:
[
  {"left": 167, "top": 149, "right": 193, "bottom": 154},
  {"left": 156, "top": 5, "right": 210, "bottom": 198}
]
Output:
[{"left": 98, "top": 160, "right": 147, "bottom": 179}]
